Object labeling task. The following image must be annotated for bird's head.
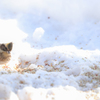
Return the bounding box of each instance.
[0,42,13,54]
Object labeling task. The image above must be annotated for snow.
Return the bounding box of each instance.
[33,27,45,42]
[0,0,100,100]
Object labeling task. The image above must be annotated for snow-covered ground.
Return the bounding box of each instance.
[0,0,100,100]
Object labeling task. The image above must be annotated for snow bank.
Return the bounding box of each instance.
[0,45,99,99]
[17,86,86,100]
[0,84,18,100]
[0,0,100,100]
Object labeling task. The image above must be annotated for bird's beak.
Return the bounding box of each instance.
[6,51,10,54]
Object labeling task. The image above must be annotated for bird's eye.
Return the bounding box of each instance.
[0,44,7,51]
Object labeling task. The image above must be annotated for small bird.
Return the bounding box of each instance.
[0,42,13,65]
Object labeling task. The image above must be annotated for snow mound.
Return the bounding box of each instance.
[33,27,44,42]
[0,84,18,100]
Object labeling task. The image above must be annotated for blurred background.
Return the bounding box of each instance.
[0,0,100,50]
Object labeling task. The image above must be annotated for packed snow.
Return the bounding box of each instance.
[0,0,100,100]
